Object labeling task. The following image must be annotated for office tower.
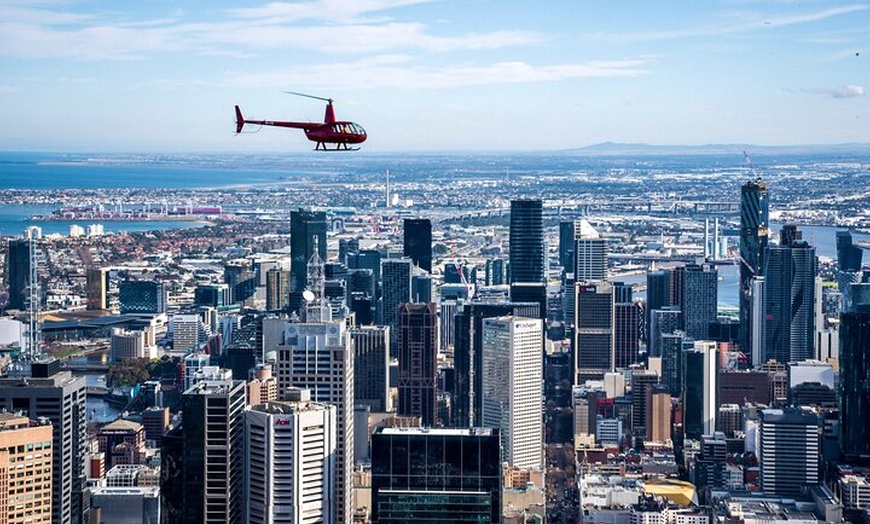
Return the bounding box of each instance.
[559,220,576,273]
[574,219,607,282]
[265,268,291,312]
[381,258,414,353]
[85,267,107,310]
[224,261,257,305]
[119,280,168,315]
[110,328,153,361]
[351,325,390,412]
[646,385,672,443]
[646,271,670,312]
[397,303,438,426]
[348,249,382,288]
[452,301,540,428]
[5,238,30,311]
[485,258,506,286]
[575,282,614,383]
[89,487,160,524]
[682,263,718,340]
[718,370,772,405]
[96,419,145,471]
[739,178,770,355]
[840,308,870,460]
[837,230,864,311]
[613,281,633,304]
[763,226,817,363]
[412,269,432,303]
[614,302,640,369]
[509,199,545,284]
[481,316,543,468]
[172,313,209,352]
[440,300,459,351]
[649,309,681,358]
[403,218,432,272]
[682,341,717,441]
[245,392,337,524]
[247,364,278,405]
[270,319,354,524]
[371,427,502,524]
[758,408,820,496]
[660,331,690,397]
[0,413,53,524]
[179,372,246,524]
[194,283,230,309]
[631,369,659,437]
[0,368,87,524]
[289,209,327,313]
[141,407,169,445]
[509,282,547,321]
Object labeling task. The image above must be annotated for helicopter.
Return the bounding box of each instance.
[234,92,367,151]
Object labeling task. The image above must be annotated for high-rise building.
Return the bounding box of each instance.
[85,267,108,310]
[559,220,575,273]
[837,230,864,312]
[179,371,246,524]
[172,313,209,352]
[397,303,438,426]
[290,209,327,313]
[265,268,291,312]
[739,178,770,355]
[96,419,145,471]
[649,308,681,358]
[371,427,502,524]
[574,220,608,283]
[481,316,543,468]
[5,238,30,311]
[0,413,53,524]
[403,218,432,272]
[509,199,545,284]
[614,302,640,369]
[575,282,614,382]
[660,331,690,397]
[631,369,659,437]
[351,325,390,412]
[119,280,168,315]
[381,258,414,354]
[0,367,87,524]
[245,391,337,524]
[194,283,230,309]
[682,263,718,340]
[270,319,354,524]
[840,308,870,460]
[764,226,817,363]
[224,261,257,306]
[758,408,820,496]
[682,341,717,441]
[452,301,540,428]
[646,385,672,443]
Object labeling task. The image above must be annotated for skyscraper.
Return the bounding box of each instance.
[758,408,820,496]
[85,267,107,311]
[179,371,247,524]
[290,209,327,313]
[682,263,718,340]
[351,325,390,412]
[381,258,414,354]
[682,341,717,441]
[559,220,575,273]
[575,282,614,382]
[839,307,870,460]
[837,230,864,312]
[119,280,168,315]
[764,226,817,363]
[0,413,53,524]
[371,427,502,524]
[481,316,543,469]
[265,268,291,312]
[0,367,87,524]
[509,199,545,284]
[631,369,659,438]
[649,308,681,358]
[574,219,608,283]
[397,302,438,426]
[452,301,540,428]
[403,218,432,272]
[5,238,30,311]
[245,392,337,524]
[739,178,769,355]
[614,302,640,369]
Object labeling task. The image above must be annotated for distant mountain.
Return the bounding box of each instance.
[564,141,870,156]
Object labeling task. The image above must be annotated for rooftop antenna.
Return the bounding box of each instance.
[385,169,391,209]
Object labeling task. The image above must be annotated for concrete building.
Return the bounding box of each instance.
[350,325,390,412]
[0,413,53,524]
[90,487,160,524]
[758,408,820,496]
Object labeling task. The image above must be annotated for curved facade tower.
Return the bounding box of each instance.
[739,179,769,357]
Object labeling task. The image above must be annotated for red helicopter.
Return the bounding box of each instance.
[234,92,366,151]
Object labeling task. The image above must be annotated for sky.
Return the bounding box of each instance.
[0,0,868,152]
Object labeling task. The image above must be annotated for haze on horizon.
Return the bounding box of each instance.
[0,0,868,153]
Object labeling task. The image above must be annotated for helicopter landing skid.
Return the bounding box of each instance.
[315,142,359,152]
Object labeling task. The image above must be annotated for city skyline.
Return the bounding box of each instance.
[1,1,868,152]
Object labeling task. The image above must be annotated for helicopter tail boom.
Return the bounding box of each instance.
[235,105,245,134]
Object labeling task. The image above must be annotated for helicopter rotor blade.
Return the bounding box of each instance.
[283,91,334,104]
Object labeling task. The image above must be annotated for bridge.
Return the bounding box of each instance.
[60,363,109,373]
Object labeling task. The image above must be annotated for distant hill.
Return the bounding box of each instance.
[564,141,870,156]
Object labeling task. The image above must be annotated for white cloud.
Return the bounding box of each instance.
[786,85,866,98]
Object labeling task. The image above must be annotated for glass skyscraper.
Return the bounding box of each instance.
[739,178,769,355]
[289,208,327,313]
[508,199,544,284]
[5,238,31,311]
[839,307,870,460]
[403,218,432,272]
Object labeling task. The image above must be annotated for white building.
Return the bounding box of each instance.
[481,316,543,469]
[245,389,337,524]
[596,416,623,445]
[839,475,870,509]
[110,328,156,361]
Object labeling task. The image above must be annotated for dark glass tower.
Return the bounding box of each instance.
[763,226,817,363]
[119,280,168,314]
[559,220,575,273]
[509,199,544,284]
[403,218,432,272]
[739,179,769,354]
[5,238,30,311]
[839,307,870,460]
[397,302,438,426]
[371,427,502,524]
[837,230,865,312]
[290,209,327,313]
[682,263,719,341]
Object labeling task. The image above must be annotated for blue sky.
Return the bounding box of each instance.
[0,0,868,152]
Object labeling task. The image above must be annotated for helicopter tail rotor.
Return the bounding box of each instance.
[234,105,245,134]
